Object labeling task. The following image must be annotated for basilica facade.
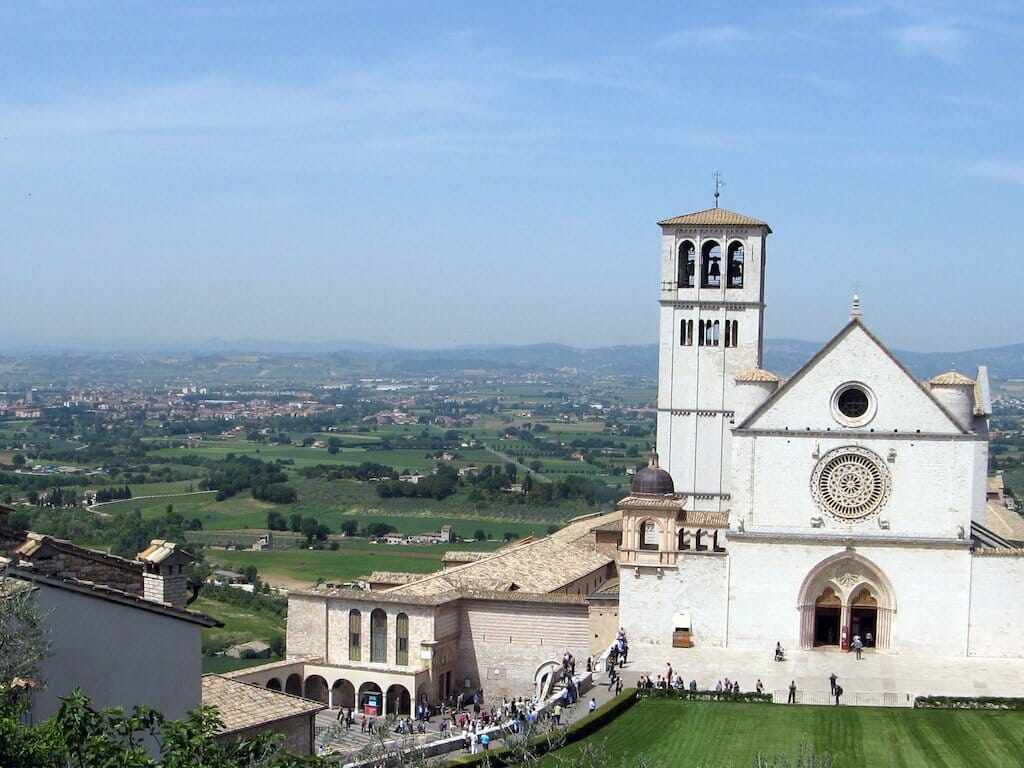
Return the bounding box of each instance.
[619,206,1024,658]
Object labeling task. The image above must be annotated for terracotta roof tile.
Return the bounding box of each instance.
[658,207,770,230]
[202,675,323,735]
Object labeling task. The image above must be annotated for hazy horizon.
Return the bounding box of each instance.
[3,2,1022,354]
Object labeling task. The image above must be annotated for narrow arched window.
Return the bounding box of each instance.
[701,241,722,288]
[712,320,721,347]
[731,320,739,347]
[697,320,705,347]
[688,320,694,346]
[680,319,687,346]
[639,519,661,551]
[370,609,387,663]
[396,613,409,666]
[727,242,745,288]
[724,320,731,348]
[348,609,361,661]
[678,241,695,288]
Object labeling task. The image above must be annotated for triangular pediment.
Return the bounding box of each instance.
[737,320,967,435]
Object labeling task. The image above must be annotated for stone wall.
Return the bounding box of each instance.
[455,598,590,699]
[218,715,315,756]
[968,551,1024,657]
[31,543,143,596]
[286,594,326,659]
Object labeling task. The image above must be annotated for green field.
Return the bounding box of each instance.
[201,656,272,674]
[201,548,444,587]
[545,700,1024,768]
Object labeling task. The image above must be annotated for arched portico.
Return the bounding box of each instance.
[332,678,355,709]
[358,681,383,715]
[304,674,328,704]
[266,677,282,691]
[285,673,302,697]
[386,683,411,716]
[797,552,896,651]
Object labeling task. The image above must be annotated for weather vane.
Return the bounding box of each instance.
[713,170,725,208]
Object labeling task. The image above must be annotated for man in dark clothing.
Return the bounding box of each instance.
[829,672,838,695]
[787,680,797,704]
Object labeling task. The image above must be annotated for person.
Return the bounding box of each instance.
[588,697,597,714]
[829,672,837,695]
[865,631,874,648]
[615,677,623,695]
[853,635,864,660]
[774,642,785,661]
[787,680,797,704]
[480,732,490,751]
[756,679,764,694]
[360,714,368,733]
[835,684,843,706]
[552,702,562,726]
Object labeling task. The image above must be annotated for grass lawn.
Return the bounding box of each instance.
[190,595,285,640]
[545,699,1024,768]
[201,548,442,588]
[201,656,273,674]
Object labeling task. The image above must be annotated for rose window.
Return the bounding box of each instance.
[811,447,891,522]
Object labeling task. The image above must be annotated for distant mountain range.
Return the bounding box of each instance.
[2,338,1023,383]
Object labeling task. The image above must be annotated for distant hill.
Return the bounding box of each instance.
[2,339,1023,385]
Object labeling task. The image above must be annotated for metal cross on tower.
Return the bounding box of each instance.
[713,170,725,208]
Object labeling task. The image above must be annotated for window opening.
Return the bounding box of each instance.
[700,241,722,288]
[727,242,744,288]
[678,241,695,288]
[349,610,361,662]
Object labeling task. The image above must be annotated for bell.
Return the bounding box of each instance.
[708,259,721,278]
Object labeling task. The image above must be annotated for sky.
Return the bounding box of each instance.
[2,1,1022,353]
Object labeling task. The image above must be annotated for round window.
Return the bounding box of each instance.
[811,446,892,523]
[831,383,876,427]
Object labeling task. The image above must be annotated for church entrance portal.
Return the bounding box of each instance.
[798,553,895,651]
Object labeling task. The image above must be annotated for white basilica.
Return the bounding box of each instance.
[618,205,1024,658]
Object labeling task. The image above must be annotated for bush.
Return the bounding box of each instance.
[914,695,1024,710]
[635,688,772,704]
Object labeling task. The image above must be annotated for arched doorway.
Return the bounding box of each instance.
[266,678,282,691]
[304,675,328,704]
[386,684,411,716]
[358,681,383,715]
[850,587,878,647]
[285,673,302,697]
[813,587,841,647]
[331,679,355,709]
[797,552,895,651]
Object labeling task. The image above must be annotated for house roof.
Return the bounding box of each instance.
[1,565,221,627]
[137,539,195,566]
[385,511,619,598]
[658,207,771,231]
[202,675,324,735]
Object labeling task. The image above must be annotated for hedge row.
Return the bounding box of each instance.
[914,695,1024,710]
[444,688,640,767]
[636,688,773,704]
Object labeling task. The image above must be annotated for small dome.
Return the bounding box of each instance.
[631,452,675,495]
[928,371,975,387]
[735,368,780,383]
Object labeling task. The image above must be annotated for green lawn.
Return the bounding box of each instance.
[201,656,273,674]
[190,594,285,639]
[202,548,443,587]
[545,700,1024,768]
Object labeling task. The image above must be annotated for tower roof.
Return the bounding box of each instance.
[928,371,976,386]
[631,452,675,496]
[658,207,771,232]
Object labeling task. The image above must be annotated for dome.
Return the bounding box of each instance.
[631,452,675,496]
[928,371,975,387]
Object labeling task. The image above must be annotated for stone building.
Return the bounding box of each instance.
[232,512,622,713]
[619,204,1024,658]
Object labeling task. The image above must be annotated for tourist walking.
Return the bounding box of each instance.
[834,684,843,705]
[853,635,864,660]
[829,672,837,695]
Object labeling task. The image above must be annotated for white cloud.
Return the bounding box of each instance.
[889,21,967,61]
[653,26,756,48]
[964,161,1024,185]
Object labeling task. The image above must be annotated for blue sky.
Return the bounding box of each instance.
[2,1,1022,352]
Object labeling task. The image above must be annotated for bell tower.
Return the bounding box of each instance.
[655,205,771,513]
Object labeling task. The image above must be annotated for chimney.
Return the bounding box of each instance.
[137,539,195,609]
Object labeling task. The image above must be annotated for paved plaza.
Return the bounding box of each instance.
[628,642,1024,703]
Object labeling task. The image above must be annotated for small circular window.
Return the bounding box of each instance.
[831,383,876,427]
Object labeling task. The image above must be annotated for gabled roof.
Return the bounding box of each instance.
[735,318,969,434]
[202,675,323,735]
[658,207,771,231]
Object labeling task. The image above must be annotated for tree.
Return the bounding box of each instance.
[11,453,26,467]
[530,460,543,473]
[473,529,487,541]
[289,513,302,533]
[340,520,359,537]
[0,583,50,689]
